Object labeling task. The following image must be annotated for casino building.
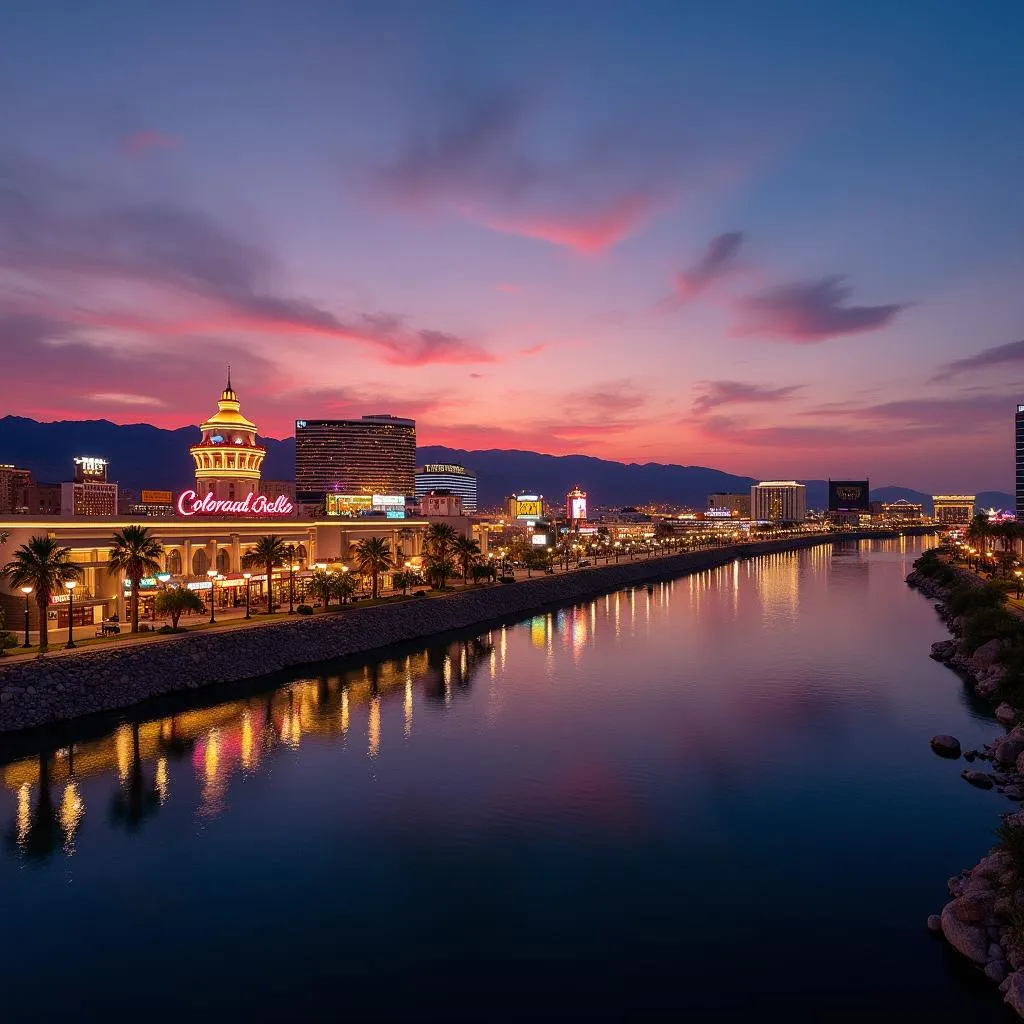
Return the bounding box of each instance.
[415,463,477,512]
[0,381,463,633]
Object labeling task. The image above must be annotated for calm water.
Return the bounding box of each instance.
[0,537,1015,1020]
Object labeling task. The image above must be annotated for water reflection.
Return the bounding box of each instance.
[2,634,496,857]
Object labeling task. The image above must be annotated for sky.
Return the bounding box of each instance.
[1,0,1023,493]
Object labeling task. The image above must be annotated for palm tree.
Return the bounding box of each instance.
[154,587,205,630]
[307,569,336,608]
[424,522,457,560]
[452,536,482,583]
[2,536,81,651]
[967,512,992,552]
[355,537,394,599]
[108,525,165,634]
[242,535,290,611]
[332,572,358,605]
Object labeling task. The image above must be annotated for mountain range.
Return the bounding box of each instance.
[0,416,1012,513]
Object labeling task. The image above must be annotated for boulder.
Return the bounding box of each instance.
[941,902,991,963]
[1007,971,1024,1015]
[962,770,996,789]
[974,638,1006,672]
[994,738,1024,767]
[990,943,1006,962]
[1005,786,1024,801]
[986,960,1010,984]
[927,914,942,933]
[965,749,978,762]
[998,704,1019,726]
[951,892,993,923]
[931,735,962,758]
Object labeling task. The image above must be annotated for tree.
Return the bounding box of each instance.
[452,535,482,583]
[307,569,336,608]
[967,512,992,552]
[2,536,81,652]
[424,522,457,560]
[355,536,394,599]
[424,556,455,590]
[471,563,496,584]
[332,571,358,605]
[108,525,165,634]
[393,570,420,595]
[154,587,205,629]
[242,535,290,611]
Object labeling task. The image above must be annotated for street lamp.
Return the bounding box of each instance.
[64,580,78,649]
[243,572,252,618]
[207,568,218,623]
[1016,569,1023,599]
[288,561,299,614]
[20,585,32,647]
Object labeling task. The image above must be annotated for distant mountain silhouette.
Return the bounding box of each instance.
[0,417,1011,511]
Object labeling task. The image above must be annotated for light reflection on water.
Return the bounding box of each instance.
[0,537,1012,1021]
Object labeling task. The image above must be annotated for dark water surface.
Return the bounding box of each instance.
[0,538,1015,1020]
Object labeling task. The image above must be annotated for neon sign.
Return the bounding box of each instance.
[176,490,295,517]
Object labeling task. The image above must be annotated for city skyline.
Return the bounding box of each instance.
[2,1,1023,492]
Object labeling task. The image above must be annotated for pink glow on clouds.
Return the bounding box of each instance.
[123,130,180,156]
[470,193,656,253]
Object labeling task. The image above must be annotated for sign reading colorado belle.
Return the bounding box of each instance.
[177,489,295,517]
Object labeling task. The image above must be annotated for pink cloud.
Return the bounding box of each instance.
[471,193,654,253]
[123,131,180,156]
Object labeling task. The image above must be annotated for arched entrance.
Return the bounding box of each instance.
[216,548,230,573]
[166,549,182,576]
[191,549,209,576]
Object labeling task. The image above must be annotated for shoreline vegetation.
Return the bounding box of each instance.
[908,546,1024,1015]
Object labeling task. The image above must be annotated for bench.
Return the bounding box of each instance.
[96,622,121,636]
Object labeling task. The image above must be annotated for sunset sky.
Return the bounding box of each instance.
[2,0,1023,492]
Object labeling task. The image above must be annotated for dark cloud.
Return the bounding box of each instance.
[734,275,904,342]
[932,339,1024,381]
[670,232,744,304]
[691,379,803,414]
[0,153,491,366]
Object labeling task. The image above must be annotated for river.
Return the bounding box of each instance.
[0,537,1015,1020]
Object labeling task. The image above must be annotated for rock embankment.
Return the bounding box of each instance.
[0,534,846,734]
[910,554,1024,1016]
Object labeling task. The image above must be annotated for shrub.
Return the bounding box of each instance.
[499,575,517,584]
[296,604,313,615]
[946,582,1006,617]
[0,631,18,656]
[138,624,152,632]
[156,625,176,634]
[413,590,427,598]
[962,606,1024,654]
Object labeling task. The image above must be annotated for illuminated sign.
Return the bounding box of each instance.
[176,490,295,517]
[123,577,159,589]
[422,464,467,474]
[515,498,543,520]
[531,534,548,546]
[568,496,587,520]
[385,509,405,519]
[326,494,372,516]
[705,507,734,518]
[186,581,213,591]
[74,456,107,479]
[372,495,405,508]
[828,480,870,513]
[141,489,174,505]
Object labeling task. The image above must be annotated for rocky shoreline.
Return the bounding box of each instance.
[908,556,1024,1014]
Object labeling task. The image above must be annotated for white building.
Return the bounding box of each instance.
[415,464,477,512]
[750,481,807,523]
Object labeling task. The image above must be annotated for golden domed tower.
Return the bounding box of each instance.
[190,371,265,501]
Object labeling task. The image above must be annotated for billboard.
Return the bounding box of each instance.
[530,533,548,546]
[326,494,372,516]
[515,495,543,520]
[828,480,870,512]
[567,488,587,521]
[177,490,295,517]
[141,489,174,505]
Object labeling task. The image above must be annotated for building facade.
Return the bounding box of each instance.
[296,415,417,507]
[190,374,266,502]
[750,481,807,523]
[1017,404,1024,522]
[419,490,463,517]
[0,465,32,514]
[707,492,752,518]
[932,494,975,526]
[415,463,477,512]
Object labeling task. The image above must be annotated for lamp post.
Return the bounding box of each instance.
[207,568,218,623]
[1016,570,1022,599]
[288,562,297,614]
[243,572,252,619]
[20,585,32,647]
[64,580,78,649]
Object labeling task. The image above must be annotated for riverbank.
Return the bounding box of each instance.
[0,530,912,735]
[908,550,1024,1015]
